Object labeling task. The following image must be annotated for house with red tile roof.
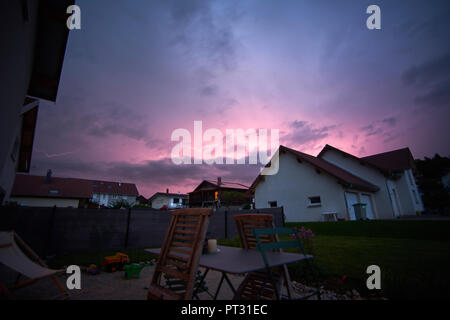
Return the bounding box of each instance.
[250,145,424,222]
[189,177,251,208]
[148,189,188,209]
[10,171,139,208]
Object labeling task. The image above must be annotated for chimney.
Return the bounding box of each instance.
[45,169,52,184]
[217,177,222,186]
[166,188,169,194]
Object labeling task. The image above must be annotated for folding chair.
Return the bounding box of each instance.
[252,227,321,300]
[0,231,68,300]
[147,208,212,300]
[233,214,294,300]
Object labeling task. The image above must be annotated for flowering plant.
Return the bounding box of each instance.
[291,227,315,254]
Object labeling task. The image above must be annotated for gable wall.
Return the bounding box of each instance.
[254,152,348,222]
[321,149,402,219]
[395,169,424,215]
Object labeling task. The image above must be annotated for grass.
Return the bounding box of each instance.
[286,220,450,241]
[48,220,450,300]
[284,221,450,299]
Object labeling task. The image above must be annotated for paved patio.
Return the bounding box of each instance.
[6,264,368,300]
[7,265,246,300]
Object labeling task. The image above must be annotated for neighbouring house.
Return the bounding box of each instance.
[148,189,188,209]
[136,195,150,205]
[0,0,73,204]
[10,171,139,208]
[188,177,251,209]
[251,145,424,222]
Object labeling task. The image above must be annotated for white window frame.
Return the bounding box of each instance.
[308,196,321,207]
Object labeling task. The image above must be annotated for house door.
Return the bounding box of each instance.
[345,192,359,221]
[360,194,374,219]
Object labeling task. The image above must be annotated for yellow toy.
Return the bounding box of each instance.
[100,252,130,272]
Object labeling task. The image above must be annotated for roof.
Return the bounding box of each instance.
[190,180,249,193]
[11,174,139,199]
[148,192,188,202]
[27,0,74,102]
[318,144,415,173]
[204,180,249,190]
[250,145,379,193]
[361,148,415,172]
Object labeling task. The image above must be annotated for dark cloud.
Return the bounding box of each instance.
[32,155,260,197]
[382,117,397,127]
[200,84,219,96]
[282,121,337,147]
[359,117,399,141]
[402,53,450,108]
[413,78,450,108]
[167,0,242,72]
[86,102,149,140]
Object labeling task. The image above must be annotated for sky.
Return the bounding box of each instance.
[31,0,450,197]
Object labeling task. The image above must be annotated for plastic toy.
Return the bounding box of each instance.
[124,263,148,279]
[87,264,100,275]
[100,252,130,272]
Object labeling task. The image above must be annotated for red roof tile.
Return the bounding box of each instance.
[281,146,379,192]
[204,180,249,190]
[361,148,415,172]
[11,174,138,199]
[318,144,415,173]
[148,192,188,202]
[250,146,379,192]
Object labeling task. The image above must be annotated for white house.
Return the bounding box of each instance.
[149,190,188,209]
[251,145,424,222]
[0,1,73,204]
[10,171,139,208]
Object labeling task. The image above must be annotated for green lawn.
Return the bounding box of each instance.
[219,220,450,299]
[286,221,450,299]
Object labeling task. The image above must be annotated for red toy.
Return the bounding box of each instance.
[100,252,130,272]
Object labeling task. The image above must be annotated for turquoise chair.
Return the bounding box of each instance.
[252,227,321,300]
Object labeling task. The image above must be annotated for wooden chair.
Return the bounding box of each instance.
[0,231,68,300]
[233,214,294,300]
[147,208,212,300]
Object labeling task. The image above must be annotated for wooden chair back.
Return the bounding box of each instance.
[148,208,212,300]
[233,214,277,249]
[233,214,294,300]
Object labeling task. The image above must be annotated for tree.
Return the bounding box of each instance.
[415,154,450,214]
[109,199,132,209]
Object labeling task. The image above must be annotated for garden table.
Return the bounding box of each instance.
[146,245,312,299]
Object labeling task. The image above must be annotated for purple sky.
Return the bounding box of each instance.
[31,0,450,197]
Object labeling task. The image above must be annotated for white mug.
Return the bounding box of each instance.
[207,239,217,253]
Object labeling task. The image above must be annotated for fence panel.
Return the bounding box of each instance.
[0,206,284,257]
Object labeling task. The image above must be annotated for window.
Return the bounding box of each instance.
[49,190,59,195]
[268,201,277,208]
[308,196,321,207]
[173,198,180,204]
